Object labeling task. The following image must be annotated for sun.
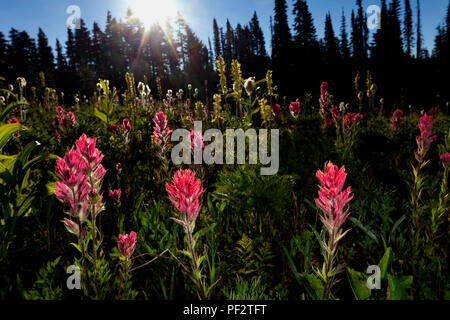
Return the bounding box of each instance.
[128,0,177,28]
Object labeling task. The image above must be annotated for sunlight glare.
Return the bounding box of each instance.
[128,0,177,28]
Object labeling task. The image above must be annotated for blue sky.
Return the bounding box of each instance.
[0,0,448,55]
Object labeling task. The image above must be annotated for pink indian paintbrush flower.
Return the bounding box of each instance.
[55,134,106,233]
[289,102,301,119]
[315,162,354,234]
[324,116,333,127]
[7,118,19,124]
[331,106,341,127]
[109,123,118,133]
[343,113,363,132]
[189,129,205,151]
[391,109,404,131]
[54,106,77,128]
[429,106,442,117]
[166,169,205,224]
[121,119,132,143]
[271,104,281,119]
[288,124,295,132]
[152,112,173,156]
[118,231,137,259]
[415,114,437,162]
[440,153,450,169]
[109,189,122,204]
[62,218,80,236]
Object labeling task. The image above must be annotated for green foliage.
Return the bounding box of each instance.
[234,234,274,277]
[22,257,63,300]
[222,276,266,300]
[214,165,294,236]
[346,247,413,301]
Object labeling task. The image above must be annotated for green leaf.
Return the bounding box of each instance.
[23,154,57,173]
[347,267,371,300]
[280,244,303,288]
[0,123,27,150]
[378,247,394,281]
[17,194,35,217]
[387,274,411,300]
[0,101,28,122]
[300,272,325,300]
[390,215,406,236]
[0,89,17,101]
[94,108,107,123]
[397,275,413,288]
[207,193,215,215]
[194,223,216,240]
[349,217,379,244]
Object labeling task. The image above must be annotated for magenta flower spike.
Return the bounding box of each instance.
[440,153,450,169]
[109,189,122,204]
[315,162,353,234]
[118,231,137,259]
[391,109,404,131]
[165,169,205,224]
[415,114,437,162]
[289,102,301,119]
[54,134,106,234]
[152,112,173,156]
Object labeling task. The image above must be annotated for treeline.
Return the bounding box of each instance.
[0,0,449,107]
[0,10,217,101]
[263,0,450,107]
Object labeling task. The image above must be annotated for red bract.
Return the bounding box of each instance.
[62,218,80,236]
[54,149,90,221]
[54,106,77,128]
[166,169,205,223]
[429,106,442,116]
[415,114,437,162]
[109,123,118,133]
[289,102,301,119]
[109,189,122,204]
[152,112,173,156]
[75,134,105,171]
[315,162,353,233]
[320,82,328,96]
[7,118,19,124]
[118,231,137,259]
[343,113,363,132]
[331,106,341,126]
[121,119,132,143]
[440,153,450,169]
[189,129,205,151]
[55,134,106,232]
[391,109,404,131]
[271,104,281,119]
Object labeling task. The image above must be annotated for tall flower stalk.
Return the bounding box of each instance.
[166,169,212,299]
[54,134,106,292]
[117,231,137,299]
[152,112,173,159]
[411,114,436,232]
[314,162,353,300]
